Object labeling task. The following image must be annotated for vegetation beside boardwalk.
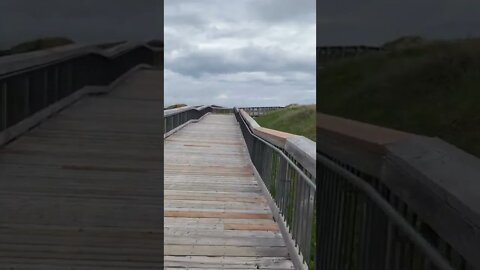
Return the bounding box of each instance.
[255,104,316,141]
[318,37,480,157]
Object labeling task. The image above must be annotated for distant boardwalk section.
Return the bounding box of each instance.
[317,46,382,65]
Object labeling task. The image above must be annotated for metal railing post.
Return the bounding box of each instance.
[24,75,30,118]
[43,69,48,109]
[53,65,59,103]
[1,82,6,131]
[67,62,73,95]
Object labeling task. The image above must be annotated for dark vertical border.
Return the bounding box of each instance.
[316,0,320,269]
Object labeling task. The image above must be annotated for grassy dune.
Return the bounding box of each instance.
[318,38,480,157]
[255,105,316,141]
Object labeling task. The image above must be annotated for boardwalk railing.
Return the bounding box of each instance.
[317,46,382,65]
[240,106,284,117]
[195,106,283,116]
[235,108,316,269]
[211,107,233,114]
[164,105,212,137]
[317,113,480,270]
[0,41,162,145]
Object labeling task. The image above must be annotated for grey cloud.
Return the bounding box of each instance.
[164,0,315,107]
[164,70,315,107]
[250,0,315,22]
[165,0,251,22]
[167,46,315,77]
[164,13,207,27]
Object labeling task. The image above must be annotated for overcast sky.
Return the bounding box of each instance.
[164,0,316,107]
[318,0,480,46]
[0,0,163,49]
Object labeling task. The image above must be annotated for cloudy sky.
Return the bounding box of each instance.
[164,0,316,107]
[318,0,480,46]
[0,0,163,49]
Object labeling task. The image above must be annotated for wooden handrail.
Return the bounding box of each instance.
[317,112,480,269]
[0,41,162,78]
[237,108,315,177]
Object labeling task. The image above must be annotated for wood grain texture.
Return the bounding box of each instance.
[224,223,280,232]
[0,69,163,268]
[164,114,293,268]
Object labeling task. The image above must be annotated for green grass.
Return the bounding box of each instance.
[265,153,316,268]
[318,38,480,158]
[255,105,316,141]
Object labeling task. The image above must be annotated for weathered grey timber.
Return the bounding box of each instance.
[0,41,162,146]
[239,106,284,117]
[235,109,316,269]
[0,68,164,269]
[164,105,212,138]
[0,41,160,76]
[240,109,315,177]
[317,112,480,270]
[164,114,294,269]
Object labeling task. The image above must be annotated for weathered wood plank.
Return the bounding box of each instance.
[164,228,283,238]
[0,69,163,268]
[164,245,289,257]
[164,236,285,247]
[164,194,266,203]
[165,210,272,219]
[164,114,292,268]
[224,223,280,232]
[164,256,294,269]
[164,201,269,211]
[164,217,275,224]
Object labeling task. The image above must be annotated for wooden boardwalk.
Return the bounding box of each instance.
[164,114,294,269]
[0,69,164,269]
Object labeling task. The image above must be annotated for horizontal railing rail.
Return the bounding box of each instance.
[0,42,162,142]
[238,109,315,178]
[199,106,283,116]
[316,112,480,270]
[240,106,284,117]
[212,107,233,114]
[164,105,212,137]
[0,42,162,78]
[235,108,316,269]
[317,46,382,65]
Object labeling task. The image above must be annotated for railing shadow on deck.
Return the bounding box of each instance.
[0,41,162,146]
[316,112,480,270]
